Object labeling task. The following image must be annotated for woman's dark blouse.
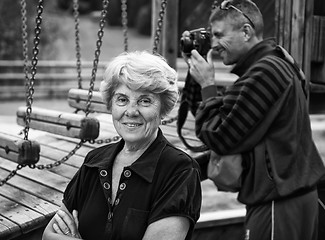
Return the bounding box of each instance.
[63,129,202,240]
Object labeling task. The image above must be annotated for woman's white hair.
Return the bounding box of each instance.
[100,51,179,118]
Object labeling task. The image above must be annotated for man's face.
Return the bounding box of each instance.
[210,19,247,65]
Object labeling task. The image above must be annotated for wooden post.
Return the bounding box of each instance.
[275,0,313,99]
[161,0,179,69]
[151,0,179,69]
[151,0,161,54]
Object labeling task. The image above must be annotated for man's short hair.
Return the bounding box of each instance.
[209,0,264,36]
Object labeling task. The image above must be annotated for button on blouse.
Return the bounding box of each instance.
[100,170,108,177]
[124,169,131,178]
[103,182,110,190]
[119,182,126,190]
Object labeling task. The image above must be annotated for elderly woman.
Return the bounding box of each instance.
[42,51,202,240]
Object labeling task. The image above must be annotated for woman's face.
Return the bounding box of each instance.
[111,83,162,148]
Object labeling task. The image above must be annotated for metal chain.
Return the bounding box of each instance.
[93,135,121,144]
[0,164,26,186]
[121,0,128,52]
[152,0,167,54]
[23,0,44,140]
[0,140,84,186]
[0,114,177,186]
[91,115,177,144]
[73,0,83,89]
[161,115,177,125]
[0,0,114,187]
[85,0,110,116]
[32,140,84,170]
[20,0,30,106]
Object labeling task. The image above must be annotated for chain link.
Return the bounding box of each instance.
[34,140,84,170]
[85,0,110,116]
[73,0,83,89]
[20,0,30,106]
[22,0,44,141]
[152,0,167,54]
[90,116,177,145]
[0,164,26,186]
[93,135,121,144]
[121,0,128,52]
[0,140,85,186]
[161,116,177,125]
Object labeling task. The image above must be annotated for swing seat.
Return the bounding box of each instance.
[16,106,100,141]
[68,88,110,113]
[0,132,40,164]
[67,81,185,113]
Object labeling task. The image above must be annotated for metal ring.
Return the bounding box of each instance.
[64,230,70,235]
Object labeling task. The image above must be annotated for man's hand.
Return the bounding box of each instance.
[189,49,215,88]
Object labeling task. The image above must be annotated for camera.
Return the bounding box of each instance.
[180,28,211,57]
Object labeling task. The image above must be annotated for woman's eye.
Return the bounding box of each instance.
[138,98,151,106]
[115,97,128,106]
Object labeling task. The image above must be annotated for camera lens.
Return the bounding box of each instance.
[180,37,194,55]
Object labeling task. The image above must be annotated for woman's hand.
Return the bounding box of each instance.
[52,209,82,238]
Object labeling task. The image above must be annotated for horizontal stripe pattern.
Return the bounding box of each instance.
[196,56,292,154]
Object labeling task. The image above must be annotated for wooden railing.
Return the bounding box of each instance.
[0,59,235,100]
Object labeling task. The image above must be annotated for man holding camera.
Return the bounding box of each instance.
[182,0,325,239]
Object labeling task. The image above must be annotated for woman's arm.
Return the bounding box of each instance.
[42,204,82,240]
[142,216,190,240]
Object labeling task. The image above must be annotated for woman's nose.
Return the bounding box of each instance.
[125,103,139,117]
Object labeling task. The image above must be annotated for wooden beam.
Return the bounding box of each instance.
[67,83,186,113]
[303,0,314,88]
[275,0,313,100]
[161,0,179,69]
[68,89,109,113]
[151,0,180,69]
[0,132,40,164]
[151,0,163,54]
[16,106,100,141]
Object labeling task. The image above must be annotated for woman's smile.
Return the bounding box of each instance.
[112,84,162,149]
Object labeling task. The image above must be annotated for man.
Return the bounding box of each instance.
[183,0,325,239]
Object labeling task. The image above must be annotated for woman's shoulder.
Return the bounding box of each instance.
[160,140,200,170]
[83,142,119,166]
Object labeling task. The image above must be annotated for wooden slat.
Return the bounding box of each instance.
[0,158,70,193]
[291,0,305,67]
[0,215,21,240]
[0,184,58,216]
[0,168,63,206]
[16,106,100,140]
[0,195,46,235]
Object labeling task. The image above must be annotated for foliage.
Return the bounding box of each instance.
[0,0,68,60]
